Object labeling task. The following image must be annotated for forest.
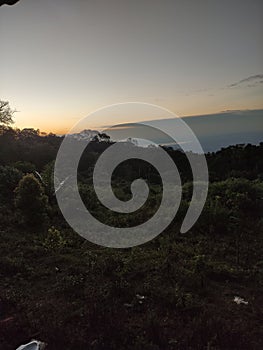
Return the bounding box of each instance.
[0,101,262,349]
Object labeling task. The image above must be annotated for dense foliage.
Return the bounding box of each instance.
[0,124,262,350]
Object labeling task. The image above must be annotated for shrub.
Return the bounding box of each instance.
[14,174,49,226]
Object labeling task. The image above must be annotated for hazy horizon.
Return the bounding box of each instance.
[14,108,260,153]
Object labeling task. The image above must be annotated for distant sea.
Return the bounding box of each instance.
[182,109,263,152]
[66,109,263,153]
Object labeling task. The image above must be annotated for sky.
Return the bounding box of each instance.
[0,0,262,134]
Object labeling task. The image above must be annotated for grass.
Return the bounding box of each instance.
[0,225,262,350]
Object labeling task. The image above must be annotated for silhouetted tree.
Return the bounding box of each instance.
[14,174,49,226]
[98,133,111,142]
[0,1,20,6]
[0,100,15,125]
[0,165,22,203]
[12,161,36,174]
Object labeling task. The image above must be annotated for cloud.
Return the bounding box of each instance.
[228,74,263,88]
[0,0,20,6]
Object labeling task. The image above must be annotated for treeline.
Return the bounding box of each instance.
[0,127,61,169]
[1,125,263,181]
[1,124,263,244]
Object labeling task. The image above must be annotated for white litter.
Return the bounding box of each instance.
[136,294,145,300]
[16,340,46,350]
[233,296,248,305]
[124,303,133,308]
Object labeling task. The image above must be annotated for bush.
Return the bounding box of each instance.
[14,174,49,226]
[43,226,67,251]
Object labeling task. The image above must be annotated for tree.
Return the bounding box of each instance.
[0,100,15,125]
[0,1,20,6]
[12,161,36,174]
[0,165,23,203]
[14,174,49,226]
[98,132,111,142]
[19,128,40,139]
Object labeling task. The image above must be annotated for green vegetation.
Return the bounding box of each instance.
[0,111,262,349]
[14,174,49,226]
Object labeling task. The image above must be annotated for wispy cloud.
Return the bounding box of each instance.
[228,74,263,88]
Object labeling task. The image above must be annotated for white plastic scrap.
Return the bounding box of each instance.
[233,296,248,305]
[124,303,133,308]
[16,340,46,350]
[136,294,146,304]
[136,294,145,300]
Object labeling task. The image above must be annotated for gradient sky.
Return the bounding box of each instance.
[0,0,262,133]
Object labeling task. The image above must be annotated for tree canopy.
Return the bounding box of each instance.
[0,100,15,125]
